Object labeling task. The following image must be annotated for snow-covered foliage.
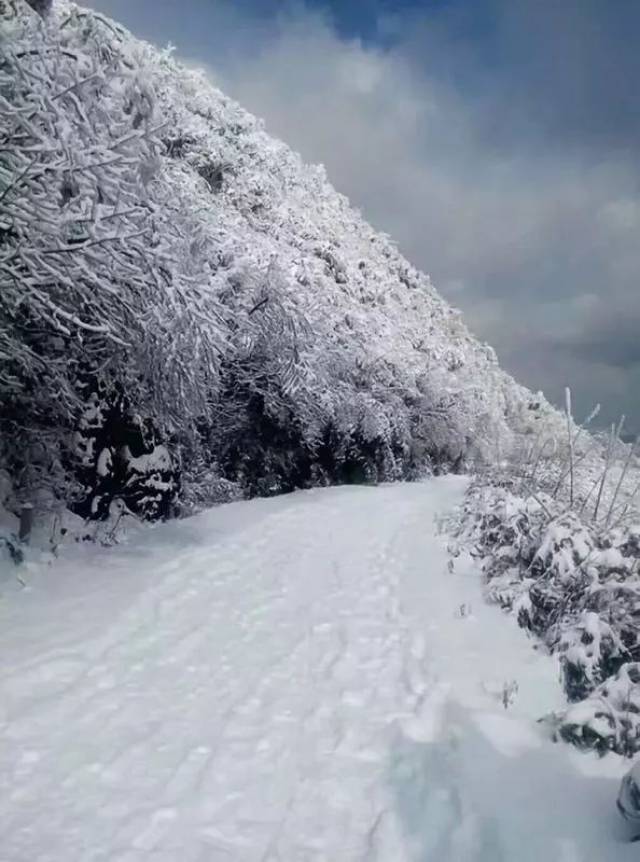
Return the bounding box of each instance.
[559,662,640,756]
[1,0,548,529]
[0,470,23,564]
[1,1,222,519]
[460,478,640,756]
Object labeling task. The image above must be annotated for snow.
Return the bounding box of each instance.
[0,477,636,860]
[4,1,569,521]
[96,448,113,478]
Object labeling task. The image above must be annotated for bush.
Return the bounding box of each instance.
[556,663,640,757]
[460,479,640,755]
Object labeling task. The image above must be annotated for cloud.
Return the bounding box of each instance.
[88,0,640,430]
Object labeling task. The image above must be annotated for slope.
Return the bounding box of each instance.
[0,478,634,861]
[0,1,559,520]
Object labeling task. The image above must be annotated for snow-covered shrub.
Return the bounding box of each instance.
[0,471,22,565]
[459,482,549,611]
[459,474,640,756]
[71,378,179,520]
[528,521,640,707]
[177,459,243,516]
[558,612,626,702]
[555,663,640,756]
[1,3,222,516]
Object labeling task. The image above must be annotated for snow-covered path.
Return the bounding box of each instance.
[0,478,635,861]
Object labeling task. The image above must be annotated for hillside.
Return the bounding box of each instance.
[0,0,553,524]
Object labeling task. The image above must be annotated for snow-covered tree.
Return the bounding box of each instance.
[1,0,545,520]
[1,3,223,514]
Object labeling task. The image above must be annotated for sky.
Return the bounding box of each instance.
[87,0,640,434]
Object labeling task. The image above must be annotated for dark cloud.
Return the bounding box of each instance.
[490,0,640,149]
[561,307,640,370]
[87,0,640,431]
[392,0,640,151]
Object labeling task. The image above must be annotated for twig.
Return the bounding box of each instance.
[565,388,575,506]
[605,436,639,529]
[593,422,617,523]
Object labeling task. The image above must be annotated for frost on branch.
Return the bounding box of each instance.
[460,480,640,755]
[1,2,542,523]
[556,663,640,756]
[0,5,221,516]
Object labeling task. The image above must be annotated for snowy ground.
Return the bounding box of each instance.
[0,477,636,861]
